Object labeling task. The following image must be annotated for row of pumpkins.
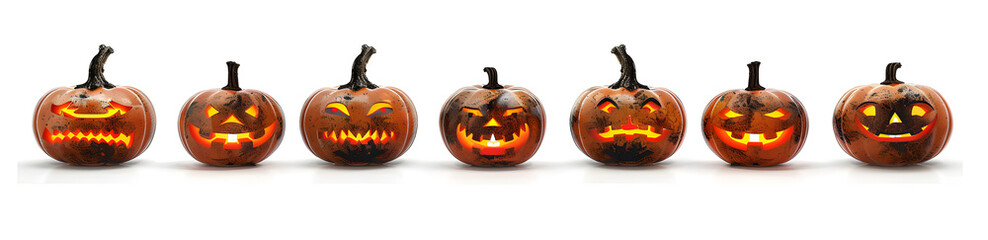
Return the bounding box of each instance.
[33,45,952,167]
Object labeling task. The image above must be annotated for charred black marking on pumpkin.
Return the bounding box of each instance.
[76,45,117,90]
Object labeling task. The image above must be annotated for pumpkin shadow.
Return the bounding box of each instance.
[582,160,676,184]
[845,159,948,184]
[19,159,143,184]
[307,159,405,184]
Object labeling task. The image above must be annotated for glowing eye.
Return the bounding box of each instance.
[912,105,927,117]
[642,101,660,114]
[325,103,350,117]
[860,105,876,117]
[462,107,483,117]
[245,105,258,117]
[368,102,394,117]
[206,105,218,118]
[503,107,524,116]
[597,101,616,113]
[764,108,789,119]
[720,109,742,119]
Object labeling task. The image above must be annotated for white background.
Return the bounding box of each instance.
[3,0,984,239]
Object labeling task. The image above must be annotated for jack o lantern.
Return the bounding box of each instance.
[570,45,686,166]
[300,45,418,166]
[833,62,952,166]
[701,61,808,166]
[33,45,156,166]
[178,61,285,166]
[440,67,545,167]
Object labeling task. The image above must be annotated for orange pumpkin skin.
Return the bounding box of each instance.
[701,62,808,166]
[440,68,545,167]
[33,45,156,166]
[833,63,952,166]
[570,45,686,166]
[178,62,285,166]
[300,45,418,166]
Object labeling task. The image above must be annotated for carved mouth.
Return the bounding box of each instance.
[590,119,670,142]
[713,126,793,150]
[856,119,935,142]
[320,129,396,145]
[42,128,134,148]
[189,123,276,149]
[456,123,530,156]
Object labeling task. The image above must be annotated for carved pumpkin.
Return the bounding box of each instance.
[178,61,285,166]
[33,45,156,166]
[300,45,418,166]
[701,61,808,166]
[440,67,545,167]
[570,45,686,166]
[833,62,952,166]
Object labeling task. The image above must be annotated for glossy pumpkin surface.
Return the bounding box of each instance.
[300,45,417,166]
[570,45,686,166]
[833,62,952,166]
[178,61,285,166]
[440,67,545,167]
[33,45,156,166]
[701,61,808,166]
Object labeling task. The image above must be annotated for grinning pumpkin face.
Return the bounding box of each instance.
[570,45,686,166]
[178,61,285,166]
[301,45,417,166]
[833,62,952,166]
[701,61,808,166]
[440,67,545,167]
[33,45,156,166]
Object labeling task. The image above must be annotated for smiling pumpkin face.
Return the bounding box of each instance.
[701,62,808,166]
[833,63,952,166]
[440,68,545,167]
[178,62,285,166]
[570,45,686,166]
[301,45,417,166]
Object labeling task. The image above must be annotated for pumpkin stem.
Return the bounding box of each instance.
[881,62,904,85]
[222,61,242,91]
[607,44,649,91]
[745,61,765,91]
[482,67,503,89]
[76,44,117,90]
[339,44,380,91]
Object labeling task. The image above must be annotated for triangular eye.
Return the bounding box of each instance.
[859,105,876,116]
[911,103,932,117]
[720,108,742,119]
[245,105,258,117]
[597,99,617,113]
[764,108,789,120]
[206,105,218,118]
[642,99,660,113]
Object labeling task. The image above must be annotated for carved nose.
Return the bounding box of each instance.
[484,118,501,127]
[221,114,244,126]
[889,113,902,124]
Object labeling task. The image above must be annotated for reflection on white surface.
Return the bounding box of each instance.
[445,161,540,185]
[16,158,963,185]
[581,160,676,184]
[19,160,144,184]
[308,160,405,184]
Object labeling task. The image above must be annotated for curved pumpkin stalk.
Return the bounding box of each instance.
[76,44,117,90]
[607,44,649,91]
[339,44,380,91]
